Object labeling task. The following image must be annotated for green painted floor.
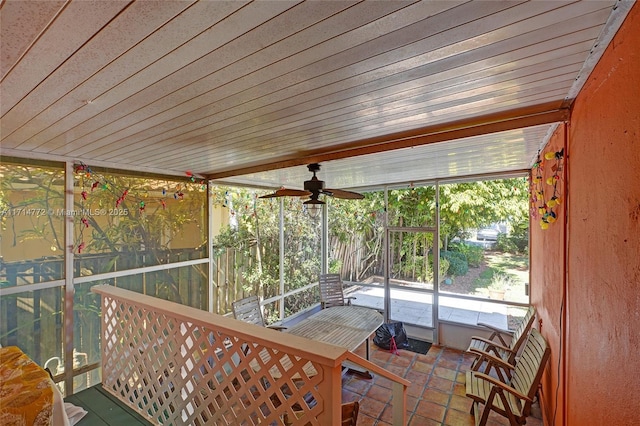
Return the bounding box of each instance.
[65,385,152,425]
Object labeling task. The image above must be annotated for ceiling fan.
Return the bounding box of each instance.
[259,163,364,207]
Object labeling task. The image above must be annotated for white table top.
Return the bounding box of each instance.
[285,306,383,352]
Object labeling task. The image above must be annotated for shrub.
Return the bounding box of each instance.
[496,222,529,254]
[488,272,514,291]
[437,257,450,281]
[449,242,483,267]
[440,250,468,276]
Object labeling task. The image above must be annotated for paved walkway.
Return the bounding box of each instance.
[347,286,511,330]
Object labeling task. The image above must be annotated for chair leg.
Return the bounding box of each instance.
[478,403,492,426]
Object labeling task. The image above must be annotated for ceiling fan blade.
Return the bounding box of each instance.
[276,188,312,197]
[259,188,311,199]
[259,193,281,199]
[324,188,365,199]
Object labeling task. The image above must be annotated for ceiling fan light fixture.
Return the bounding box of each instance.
[303,198,324,218]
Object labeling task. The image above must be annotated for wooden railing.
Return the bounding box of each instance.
[92,285,409,425]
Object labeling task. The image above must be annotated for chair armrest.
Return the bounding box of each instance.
[345,296,356,306]
[469,349,514,372]
[476,322,513,346]
[469,336,514,355]
[470,371,532,402]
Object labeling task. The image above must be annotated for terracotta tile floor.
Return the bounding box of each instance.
[345,342,544,426]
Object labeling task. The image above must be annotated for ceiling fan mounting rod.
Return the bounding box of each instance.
[307,163,321,174]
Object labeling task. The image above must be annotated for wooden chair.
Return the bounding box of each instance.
[319,274,356,309]
[466,328,551,426]
[232,295,286,331]
[340,400,360,426]
[283,400,359,425]
[232,296,318,385]
[466,305,536,373]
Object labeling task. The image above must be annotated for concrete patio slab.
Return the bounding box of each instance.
[348,286,509,330]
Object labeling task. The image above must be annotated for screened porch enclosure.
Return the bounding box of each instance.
[0,160,529,397]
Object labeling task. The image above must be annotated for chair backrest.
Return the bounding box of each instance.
[510,328,551,416]
[319,274,345,308]
[232,295,265,327]
[509,305,537,354]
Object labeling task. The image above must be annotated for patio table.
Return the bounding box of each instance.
[285,306,383,361]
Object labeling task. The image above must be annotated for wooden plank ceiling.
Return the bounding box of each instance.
[0,0,632,191]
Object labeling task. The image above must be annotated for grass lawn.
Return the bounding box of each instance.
[470,251,529,303]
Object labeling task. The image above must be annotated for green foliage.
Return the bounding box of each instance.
[211,187,322,305]
[449,242,483,267]
[440,250,468,276]
[439,177,529,243]
[328,258,343,274]
[496,221,529,254]
[487,272,515,291]
[473,266,500,291]
[437,256,450,281]
[474,266,519,292]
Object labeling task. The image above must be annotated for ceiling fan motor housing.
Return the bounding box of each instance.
[304,163,325,195]
[304,176,325,192]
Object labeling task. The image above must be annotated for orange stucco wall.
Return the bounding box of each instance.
[530,123,567,424]
[531,3,640,425]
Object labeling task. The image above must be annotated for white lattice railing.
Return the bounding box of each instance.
[92,285,409,425]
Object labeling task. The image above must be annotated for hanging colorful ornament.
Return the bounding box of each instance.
[81,217,89,228]
[91,181,100,191]
[139,201,145,212]
[161,200,166,209]
[531,148,564,230]
[544,149,564,161]
[81,190,88,200]
[547,211,557,223]
[77,242,86,253]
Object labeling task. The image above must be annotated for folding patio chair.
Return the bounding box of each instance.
[466,328,551,426]
[466,305,536,373]
[319,274,356,309]
[232,295,286,331]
